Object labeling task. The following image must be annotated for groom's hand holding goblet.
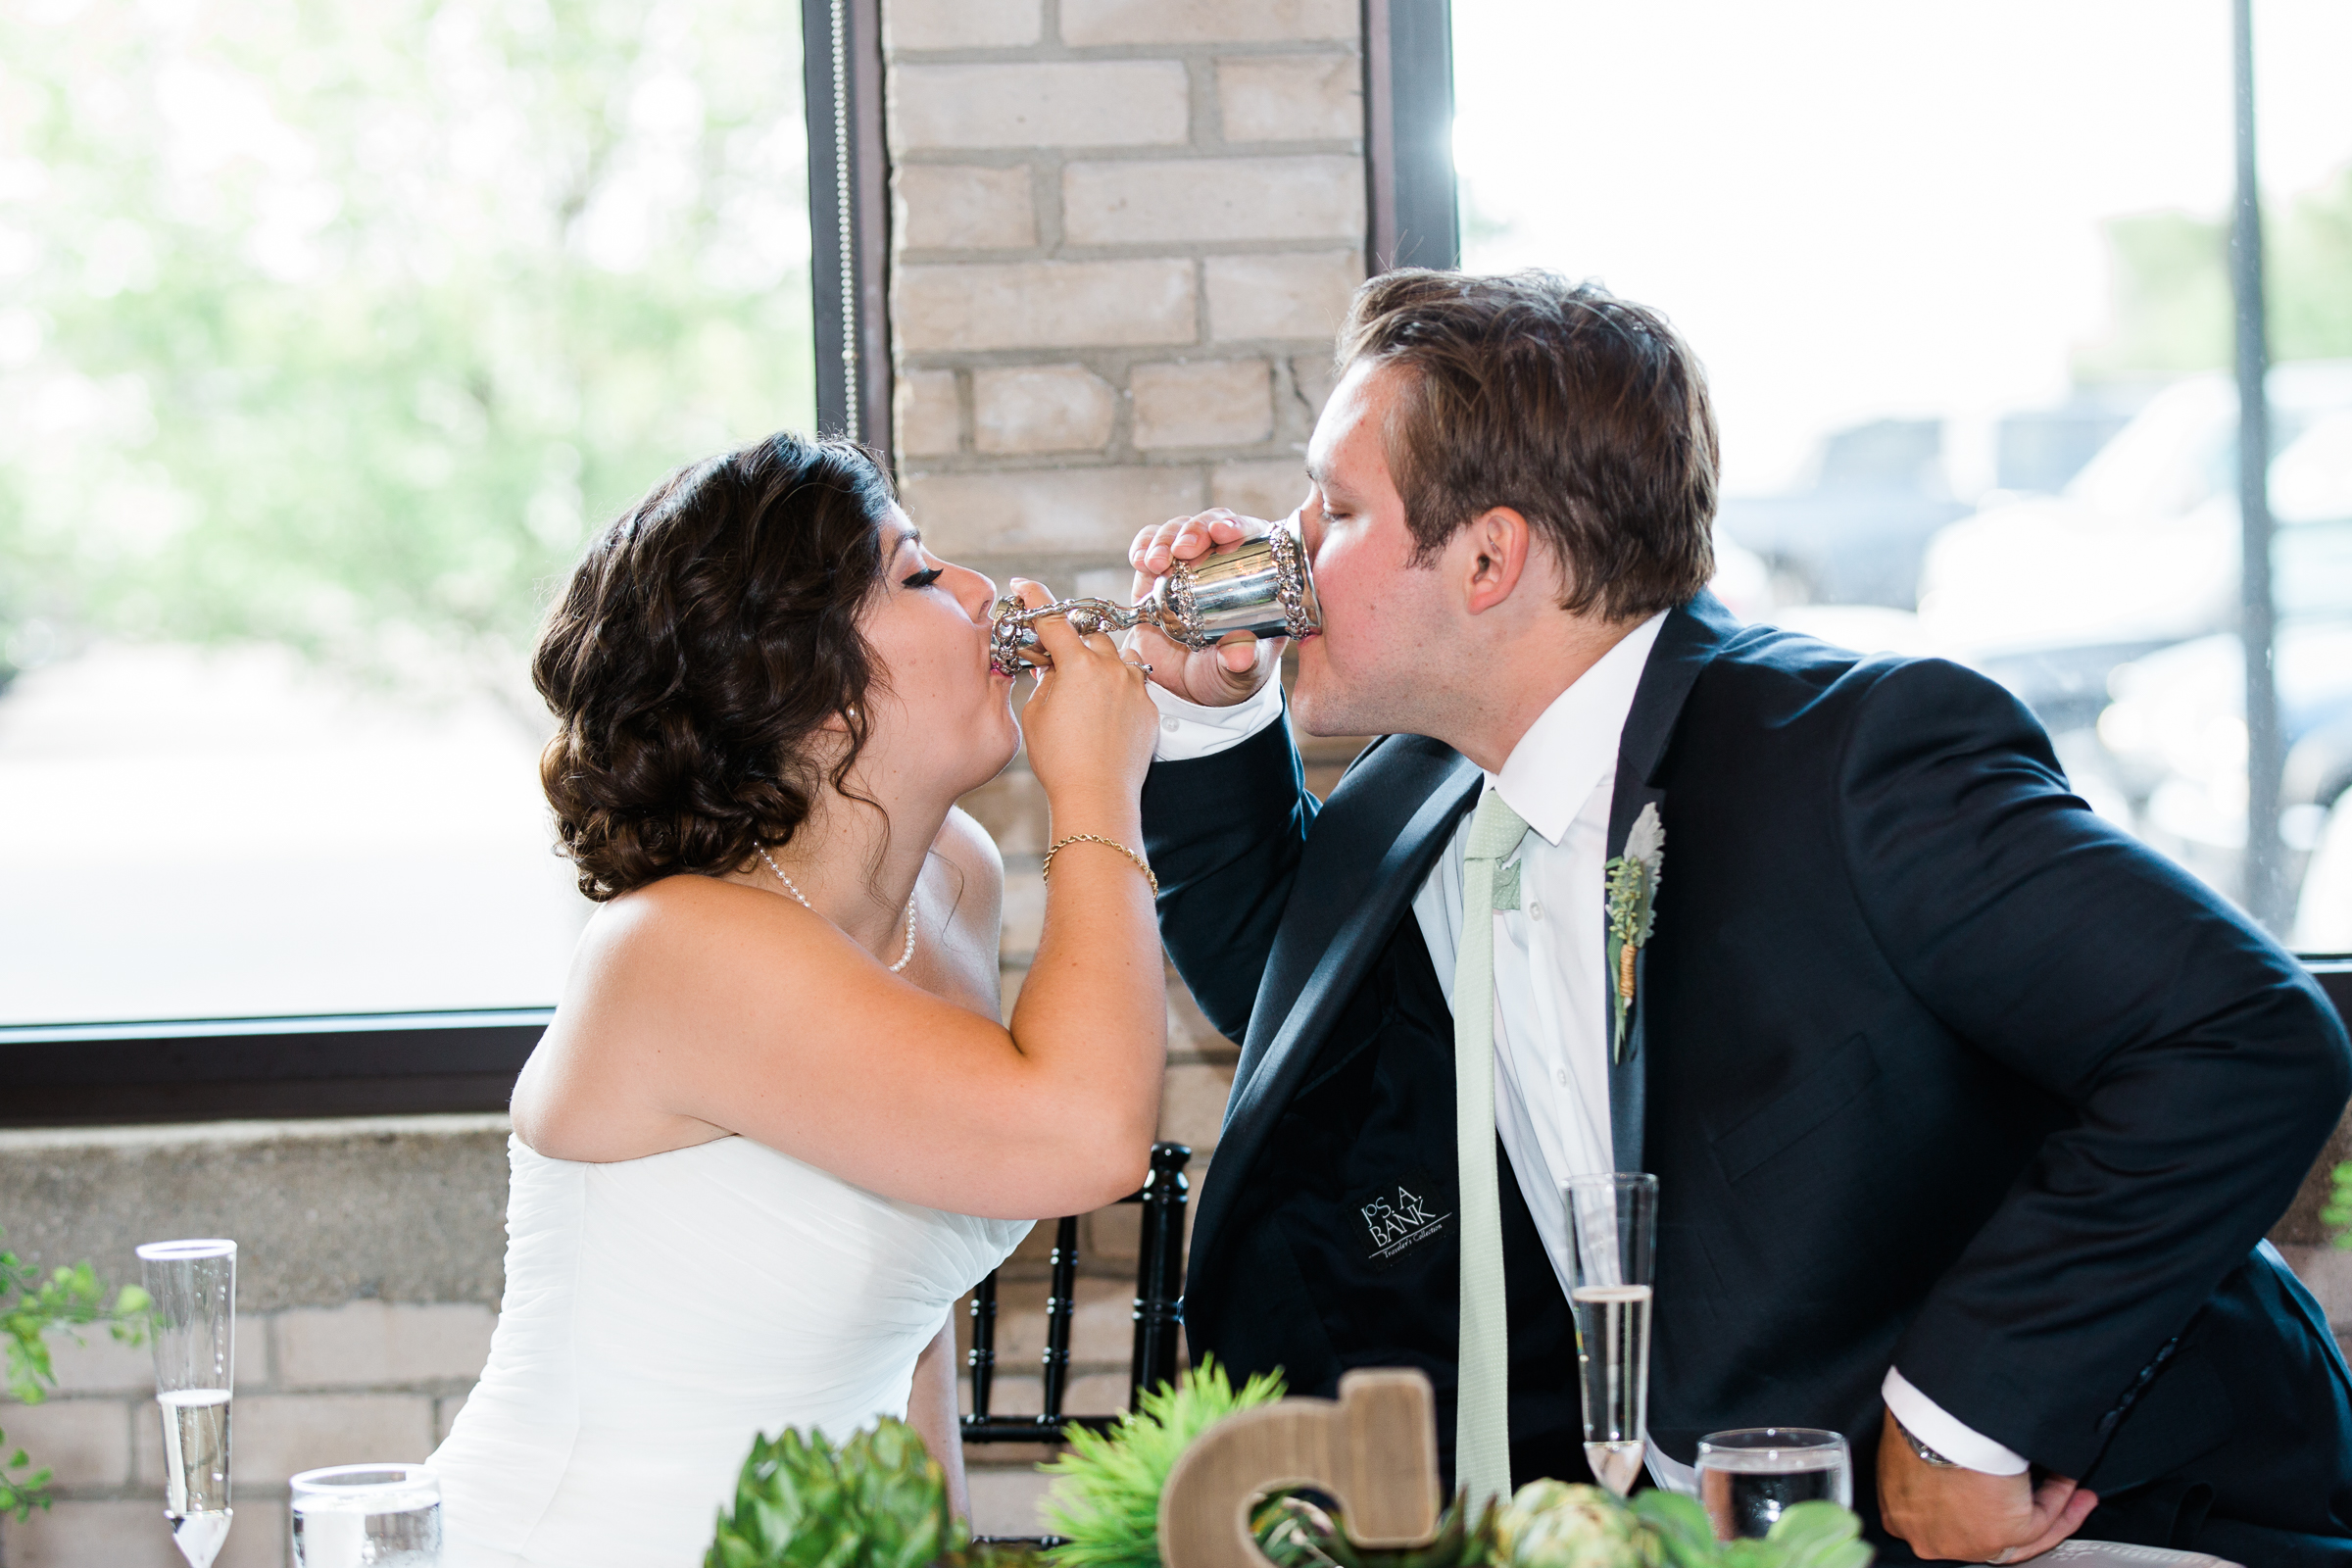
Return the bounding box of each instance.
[1125,507,1294,704]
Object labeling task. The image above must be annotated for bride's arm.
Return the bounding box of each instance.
[538,610,1167,1219]
[908,1320,970,1521]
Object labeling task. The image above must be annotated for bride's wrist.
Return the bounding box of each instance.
[1040,829,1157,898]
[1041,783,1140,834]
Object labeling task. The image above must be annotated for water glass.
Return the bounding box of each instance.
[1696,1428,1852,1540]
[291,1463,443,1567]
[138,1239,237,1568]
[1563,1172,1658,1496]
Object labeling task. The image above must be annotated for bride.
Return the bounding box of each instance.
[428,432,1166,1566]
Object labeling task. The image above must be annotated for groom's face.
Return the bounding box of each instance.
[1291,359,1454,739]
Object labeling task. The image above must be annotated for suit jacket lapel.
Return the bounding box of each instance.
[1194,593,1743,1282]
[1193,740,1483,1267]
[1603,591,1743,1174]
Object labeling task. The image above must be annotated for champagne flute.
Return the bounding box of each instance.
[1696,1428,1852,1540]
[291,1463,443,1566]
[1563,1173,1657,1496]
[137,1239,236,1568]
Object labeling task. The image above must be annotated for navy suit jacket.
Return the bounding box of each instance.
[1143,591,2352,1556]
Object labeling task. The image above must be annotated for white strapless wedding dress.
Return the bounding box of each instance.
[428,1134,1030,1568]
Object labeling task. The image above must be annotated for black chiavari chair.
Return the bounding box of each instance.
[962,1140,1192,1446]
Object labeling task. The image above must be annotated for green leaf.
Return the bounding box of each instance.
[1628,1489,1715,1557]
[2328,1165,2352,1250]
[705,1416,955,1568]
[1042,1356,1287,1568]
[1762,1499,1874,1568]
[0,1227,146,1506]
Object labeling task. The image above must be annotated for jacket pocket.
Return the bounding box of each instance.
[1709,1031,1881,1184]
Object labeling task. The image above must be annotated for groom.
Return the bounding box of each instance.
[1126,270,2352,1562]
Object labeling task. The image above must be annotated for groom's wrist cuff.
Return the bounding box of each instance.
[1881,1367,2030,1475]
[1149,679,1285,762]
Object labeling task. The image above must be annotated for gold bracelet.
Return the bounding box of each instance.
[1041,833,1159,897]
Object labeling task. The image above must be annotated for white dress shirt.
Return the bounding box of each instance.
[1148,621,2028,1481]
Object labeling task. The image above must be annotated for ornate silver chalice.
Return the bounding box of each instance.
[989,525,1322,675]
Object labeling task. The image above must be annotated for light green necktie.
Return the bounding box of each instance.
[1454,787,1529,1509]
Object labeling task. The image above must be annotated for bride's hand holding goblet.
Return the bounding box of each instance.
[1007,576,1159,835]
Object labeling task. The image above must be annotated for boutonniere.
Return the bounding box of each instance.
[1602,802,1664,1063]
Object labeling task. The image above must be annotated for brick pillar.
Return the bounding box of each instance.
[881,0,1366,1531]
[885,0,1363,580]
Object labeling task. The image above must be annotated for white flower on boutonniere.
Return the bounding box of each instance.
[1603,802,1664,1063]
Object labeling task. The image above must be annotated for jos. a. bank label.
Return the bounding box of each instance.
[1351,1172,1453,1270]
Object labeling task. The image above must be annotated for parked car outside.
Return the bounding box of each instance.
[2095,620,2352,911]
[2298,793,2352,952]
[1718,399,2138,613]
[1917,362,2352,730]
[1717,418,1970,610]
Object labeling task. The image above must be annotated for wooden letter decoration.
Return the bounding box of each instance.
[1157,1368,1443,1568]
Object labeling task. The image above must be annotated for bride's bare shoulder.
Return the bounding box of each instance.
[570,873,802,980]
[514,876,787,1158]
[934,806,1004,888]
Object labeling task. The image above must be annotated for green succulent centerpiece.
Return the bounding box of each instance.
[1251,1479,1867,1568]
[708,1358,1872,1568]
[1044,1357,1290,1568]
[1254,1488,1496,1568]
[707,1418,1034,1568]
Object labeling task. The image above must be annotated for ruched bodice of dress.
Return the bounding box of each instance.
[428,1134,1031,1568]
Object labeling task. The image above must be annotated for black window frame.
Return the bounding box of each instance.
[806,0,893,457]
[1363,0,1460,272]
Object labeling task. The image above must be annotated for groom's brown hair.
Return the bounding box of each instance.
[1337,270,1718,622]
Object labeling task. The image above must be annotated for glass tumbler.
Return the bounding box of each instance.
[1696,1427,1852,1540]
[291,1463,443,1567]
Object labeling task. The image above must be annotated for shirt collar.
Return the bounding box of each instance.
[1487,611,1669,846]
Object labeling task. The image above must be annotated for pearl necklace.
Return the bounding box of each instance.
[755,845,917,973]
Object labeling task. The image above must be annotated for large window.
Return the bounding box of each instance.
[0,0,817,1027]
[1452,0,2352,949]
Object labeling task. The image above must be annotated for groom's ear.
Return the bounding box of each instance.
[1458,505,1534,616]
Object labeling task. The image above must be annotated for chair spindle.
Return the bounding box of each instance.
[1129,1141,1190,1406]
[1039,1214,1081,1421]
[967,1271,999,1421]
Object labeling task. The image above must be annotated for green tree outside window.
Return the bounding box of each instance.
[0,0,815,713]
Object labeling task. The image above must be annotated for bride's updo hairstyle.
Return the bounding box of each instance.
[533,432,897,901]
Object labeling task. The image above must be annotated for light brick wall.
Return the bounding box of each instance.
[887,0,1369,1531]
[2,1302,490,1568]
[885,0,1363,593]
[0,1112,508,1568]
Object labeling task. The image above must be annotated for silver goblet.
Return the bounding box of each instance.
[988,524,1322,675]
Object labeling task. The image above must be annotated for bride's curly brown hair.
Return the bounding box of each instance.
[532,432,898,901]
